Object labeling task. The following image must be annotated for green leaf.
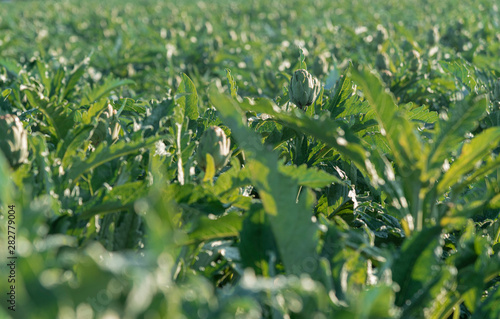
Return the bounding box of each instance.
[78,181,147,219]
[279,163,344,188]
[472,286,500,319]
[392,226,442,307]
[24,86,76,140]
[2,88,12,98]
[65,135,160,183]
[238,97,369,176]
[30,134,54,195]
[0,58,22,75]
[225,69,238,99]
[438,127,500,194]
[208,84,319,276]
[407,105,439,124]
[203,153,216,182]
[429,95,487,170]
[110,98,147,115]
[81,100,108,125]
[62,57,89,100]
[49,67,65,99]
[81,77,135,106]
[36,60,52,94]
[353,284,396,318]
[184,212,243,245]
[41,103,76,140]
[439,59,478,93]
[239,204,277,276]
[327,65,370,119]
[58,125,93,167]
[177,73,199,120]
[142,99,176,137]
[350,66,422,171]
[330,199,355,224]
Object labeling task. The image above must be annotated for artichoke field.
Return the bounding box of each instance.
[1,0,500,318]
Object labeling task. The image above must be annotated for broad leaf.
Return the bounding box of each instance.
[65,135,160,183]
[208,84,319,276]
[184,212,243,245]
[438,127,500,194]
[177,73,199,120]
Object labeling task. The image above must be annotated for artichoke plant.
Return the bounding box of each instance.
[0,114,28,169]
[196,126,231,172]
[289,69,321,109]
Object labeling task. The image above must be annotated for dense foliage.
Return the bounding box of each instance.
[1,0,499,318]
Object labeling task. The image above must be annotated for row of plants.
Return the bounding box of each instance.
[1,0,499,318]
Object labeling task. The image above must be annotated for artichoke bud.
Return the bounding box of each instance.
[196,126,231,172]
[0,114,28,169]
[289,69,321,109]
[408,50,422,72]
[375,52,390,70]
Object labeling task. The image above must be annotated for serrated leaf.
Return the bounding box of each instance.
[142,99,175,137]
[225,68,238,99]
[78,181,147,219]
[65,135,161,183]
[239,204,277,276]
[36,60,52,94]
[363,131,392,155]
[208,83,319,276]
[440,60,478,93]
[392,226,443,307]
[59,125,93,167]
[330,199,355,224]
[279,163,343,188]
[30,134,53,195]
[328,66,370,119]
[429,95,487,171]
[471,285,500,319]
[350,66,422,171]
[50,67,65,99]
[437,127,500,194]
[62,57,89,100]
[183,212,243,245]
[81,100,108,125]
[238,97,369,175]
[81,77,135,106]
[177,73,199,120]
[407,105,439,124]
[110,98,147,115]
[39,103,76,140]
